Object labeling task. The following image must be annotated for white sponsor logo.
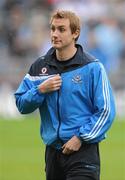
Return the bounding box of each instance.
[41,67,47,74]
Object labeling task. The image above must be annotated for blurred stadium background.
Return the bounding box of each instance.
[0,0,125,180]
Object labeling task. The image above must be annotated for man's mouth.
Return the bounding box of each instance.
[52,40,61,44]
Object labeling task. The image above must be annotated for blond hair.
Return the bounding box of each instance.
[50,10,81,41]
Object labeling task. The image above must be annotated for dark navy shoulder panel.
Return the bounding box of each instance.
[83,50,97,63]
[28,56,46,76]
[28,55,59,76]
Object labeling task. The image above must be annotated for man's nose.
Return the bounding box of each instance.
[52,29,59,37]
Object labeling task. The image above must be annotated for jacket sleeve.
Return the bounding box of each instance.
[14,74,45,114]
[79,62,116,143]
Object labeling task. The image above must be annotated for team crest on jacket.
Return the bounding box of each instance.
[72,75,82,83]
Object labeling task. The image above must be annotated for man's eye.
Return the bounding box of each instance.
[59,28,65,32]
[51,27,55,31]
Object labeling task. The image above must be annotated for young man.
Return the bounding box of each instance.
[15,10,116,180]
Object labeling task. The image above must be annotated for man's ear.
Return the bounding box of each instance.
[73,29,80,40]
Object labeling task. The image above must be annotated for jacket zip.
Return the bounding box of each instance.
[57,89,61,140]
[56,73,64,147]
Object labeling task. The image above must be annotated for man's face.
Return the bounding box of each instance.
[50,18,78,50]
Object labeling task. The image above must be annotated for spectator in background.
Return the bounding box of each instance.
[4,2,32,56]
[93,16,123,74]
[120,24,125,63]
[3,0,51,57]
[78,19,110,72]
[15,10,116,180]
[0,82,20,118]
[87,30,109,72]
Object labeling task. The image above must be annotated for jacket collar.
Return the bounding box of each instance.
[45,44,86,67]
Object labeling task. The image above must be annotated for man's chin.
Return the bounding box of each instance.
[52,44,62,50]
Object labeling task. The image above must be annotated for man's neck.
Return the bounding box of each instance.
[56,45,77,61]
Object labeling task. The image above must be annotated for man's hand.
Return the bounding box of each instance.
[62,136,82,155]
[38,74,62,93]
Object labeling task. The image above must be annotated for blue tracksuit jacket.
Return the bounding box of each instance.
[14,44,116,147]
